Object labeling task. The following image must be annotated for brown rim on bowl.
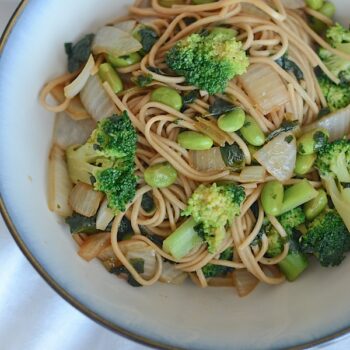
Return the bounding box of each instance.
[0,2,349,350]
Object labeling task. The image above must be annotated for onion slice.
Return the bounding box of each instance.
[48,145,73,217]
[96,198,115,230]
[114,20,137,33]
[239,166,266,183]
[255,132,297,181]
[64,55,95,98]
[190,148,226,171]
[53,112,96,150]
[92,26,142,57]
[302,105,350,141]
[239,63,289,115]
[80,75,118,121]
[69,182,104,217]
[159,261,188,285]
[78,232,110,261]
[233,269,259,297]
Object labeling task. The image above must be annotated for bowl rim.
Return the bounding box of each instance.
[1,1,350,349]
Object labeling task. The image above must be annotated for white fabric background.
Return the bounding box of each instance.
[0,1,349,349]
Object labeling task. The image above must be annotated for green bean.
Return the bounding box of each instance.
[305,0,324,10]
[211,27,237,37]
[144,162,178,188]
[217,107,245,133]
[261,181,284,216]
[192,0,216,4]
[159,0,186,7]
[294,154,317,176]
[107,52,141,68]
[240,115,266,146]
[319,2,336,18]
[304,189,328,220]
[177,131,213,150]
[150,87,183,111]
[98,63,123,94]
[297,128,329,155]
[279,180,318,215]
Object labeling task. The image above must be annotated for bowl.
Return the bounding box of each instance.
[1,1,350,349]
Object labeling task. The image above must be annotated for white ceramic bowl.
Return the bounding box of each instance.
[1,1,350,349]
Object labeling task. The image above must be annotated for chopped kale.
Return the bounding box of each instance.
[275,55,304,81]
[65,34,94,73]
[209,96,235,117]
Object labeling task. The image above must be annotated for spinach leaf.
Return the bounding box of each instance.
[132,74,153,87]
[66,212,98,234]
[141,192,156,213]
[275,55,304,81]
[139,27,159,54]
[220,143,245,170]
[118,216,133,240]
[318,107,331,118]
[266,120,299,142]
[209,97,235,117]
[65,34,94,73]
[181,90,200,111]
[111,258,144,287]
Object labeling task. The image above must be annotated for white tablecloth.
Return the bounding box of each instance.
[0,1,349,349]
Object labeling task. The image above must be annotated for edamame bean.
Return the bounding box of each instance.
[159,0,186,7]
[261,181,284,216]
[192,0,216,4]
[294,154,317,176]
[319,1,336,18]
[279,180,318,215]
[240,115,266,146]
[304,189,328,220]
[98,63,123,94]
[297,128,329,155]
[211,27,237,38]
[107,52,141,68]
[144,162,178,188]
[150,87,183,111]
[177,131,213,150]
[305,0,324,10]
[217,108,246,133]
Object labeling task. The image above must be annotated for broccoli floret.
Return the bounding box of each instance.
[166,31,249,94]
[326,23,350,47]
[265,225,284,258]
[318,48,350,84]
[202,248,233,278]
[163,183,245,258]
[318,75,350,111]
[279,207,306,233]
[182,183,245,253]
[315,139,350,230]
[300,210,350,267]
[66,112,137,212]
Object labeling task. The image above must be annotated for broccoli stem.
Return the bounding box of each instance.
[163,218,203,259]
[279,180,318,215]
[278,252,308,281]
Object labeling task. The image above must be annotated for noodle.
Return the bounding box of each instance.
[41,0,349,295]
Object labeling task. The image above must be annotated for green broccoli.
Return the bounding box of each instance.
[257,208,308,281]
[66,112,137,212]
[202,248,233,278]
[326,23,350,46]
[318,47,350,84]
[300,210,350,267]
[318,74,350,111]
[316,24,350,110]
[279,207,306,233]
[166,31,249,94]
[315,139,350,230]
[163,183,245,259]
